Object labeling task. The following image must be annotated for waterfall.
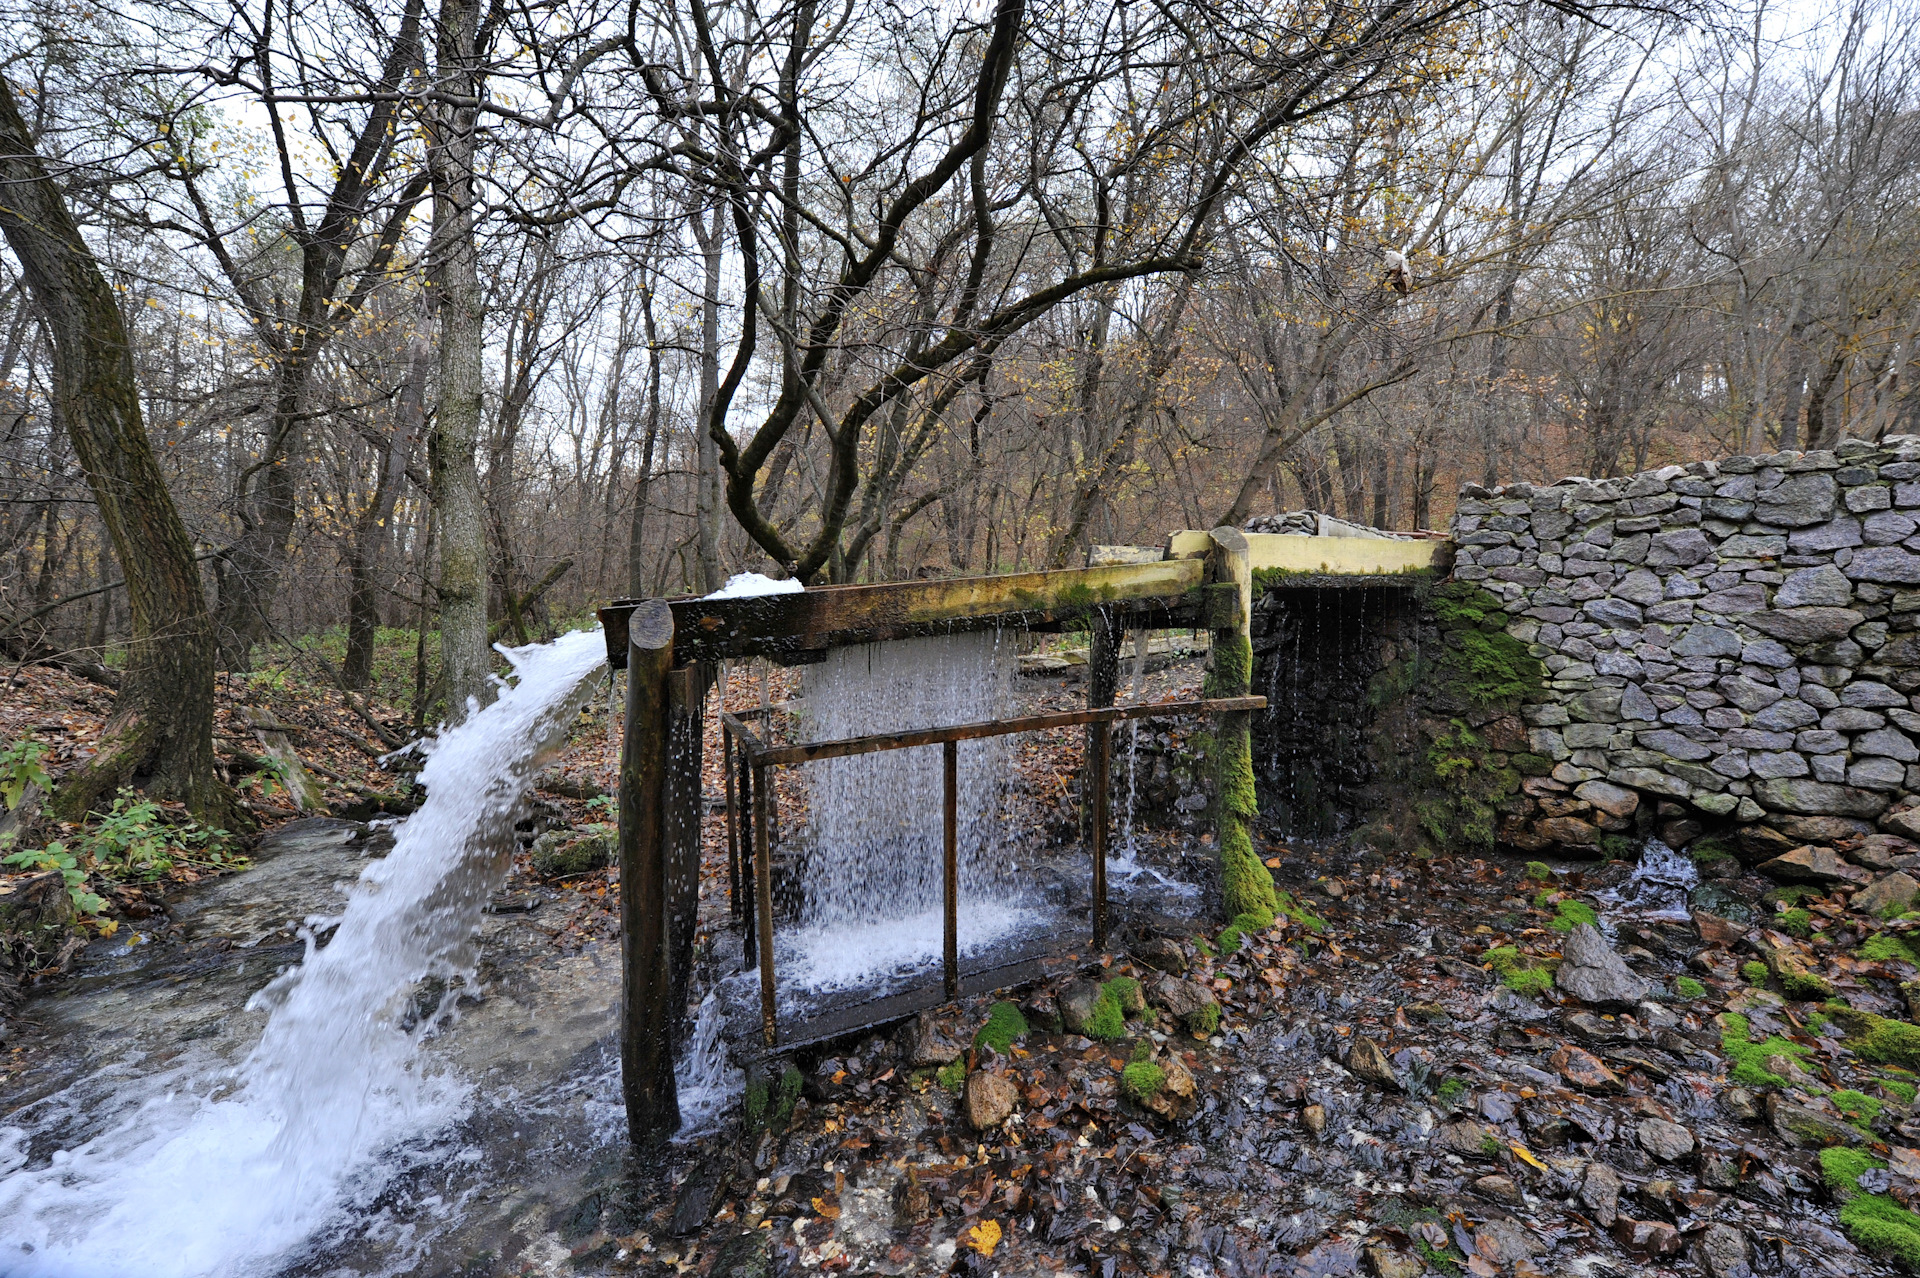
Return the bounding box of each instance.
[0,629,610,1278]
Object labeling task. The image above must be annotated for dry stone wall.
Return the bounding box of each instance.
[1449,436,1920,852]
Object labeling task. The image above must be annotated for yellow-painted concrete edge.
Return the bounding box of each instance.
[1163,530,1438,575]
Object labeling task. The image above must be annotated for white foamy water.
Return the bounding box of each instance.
[797,633,1015,929]
[0,629,609,1278]
[1596,837,1700,921]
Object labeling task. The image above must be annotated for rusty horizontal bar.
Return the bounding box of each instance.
[739,695,1265,767]
[719,711,766,754]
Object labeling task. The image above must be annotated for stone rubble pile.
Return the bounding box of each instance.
[1451,436,1920,854]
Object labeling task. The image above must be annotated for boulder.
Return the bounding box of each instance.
[1059,981,1106,1035]
[1754,844,1873,887]
[1556,923,1648,1009]
[1883,804,1920,841]
[1147,973,1216,1023]
[1853,833,1920,869]
[1692,1223,1752,1278]
[1854,871,1920,918]
[965,1071,1020,1129]
[1135,936,1188,974]
[1751,777,1890,819]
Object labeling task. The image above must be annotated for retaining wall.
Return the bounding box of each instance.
[1449,436,1920,851]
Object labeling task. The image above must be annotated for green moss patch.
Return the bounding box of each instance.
[1886,1079,1919,1105]
[1862,934,1920,966]
[1219,909,1275,954]
[1484,945,1554,996]
[1122,1060,1166,1103]
[1833,1089,1885,1134]
[1675,976,1706,999]
[1548,900,1599,933]
[1523,861,1555,883]
[1190,1002,1221,1037]
[936,1059,967,1091]
[1836,1008,1920,1071]
[1720,1012,1813,1087]
[1825,1150,1920,1269]
[1764,885,1825,909]
[1781,908,1813,938]
[975,1002,1029,1053]
[1273,890,1326,933]
[1742,961,1771,985]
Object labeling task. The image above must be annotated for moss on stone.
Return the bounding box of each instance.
[1842,1195,1920,1271]
[1189,1001,1221,1037]
[1549,900,1599,932]
[975,1001,1029,1053]
[1781,908,1813,938]
[936,1059,967,1091]
[1843,1011,1920,1071]
[1742,961,1771,985]
[1675,976,1706,999]
[1720,1011,1811,1087]
[1084,990,1127,1041]
[1505,966,1554,997]
[1782,966,1835,1001]
[1833,1089,1885,1134]
[1861,934,1920,965]
[1122,1060,1166,1104]
[1763,885,1824,909]
[1523,861,1555,882]
[1886,1079,1919,1105]
[1273,890,1325,933]
[1823,1146,1886,1198]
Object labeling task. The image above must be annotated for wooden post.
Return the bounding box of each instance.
[619,599,679,1144]
[943,739,959,999]
[664,664,709,1043]
[723,722,740,922]
[1205,527,1277,923]
[1087,610,1121,949]
[754,762,778,1047]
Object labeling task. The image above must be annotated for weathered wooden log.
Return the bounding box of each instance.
[664,663,709,1043]
[1086,610,1122,949]
[619,599,678,1144]
[1206,528,1278,923]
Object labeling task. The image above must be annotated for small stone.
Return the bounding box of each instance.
[1580,1160,1624,1226]
[1059,981,1105,1034]
[1722,1087,1762,1123]
[1854,871,1920,918]
[1692,1223,1751,1278]
[1755,844,1874,887]
[1768,1091,1869,1148]
[1473,1219,1541,1266]
[1637,1117,1696,1162]
[1694,910,1744,947]
[1556,922,1649,1008]
[1613,1218,1684,1257]
[1550,1043,1625,1093]
[1365,1246,1425,1278]
[1435,1120,1501,1156]
[1143,1052,1197,1120]
[1347,1036,1399,1089]
[1473,1174,1523,1205]
[965,1071,1019,1129]
[1301,1103,1326,1137]
[904,1010,964,1066]
[1136,937,1187,974]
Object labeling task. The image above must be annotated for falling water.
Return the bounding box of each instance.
[775,633,1042,991]
[0,629,610,1278]
[1596,838,1701,921]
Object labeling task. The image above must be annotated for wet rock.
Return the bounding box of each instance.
[903,1010,963,1066]
[1767,1092,1868,1148]
[1754,843,1873,887]
[0,869,74,991]
[1692,1222,1753,1278]
[1556,923,1648,1009]
[1848,832,1919,869]
[1473,1174,1523,1205]
[1612,1217,1683,1257]
[1855,870,1920,917]
[529,825,617,878]
[1694,911,1745,947]
[1637,1117,1696,1162]
[1136,936,1187,974]
[1435,1120,1501,1157]
[1580,1160,1624,1226]
[965,1071,1019,1130]
[1059,980,1106,1034]
[1364,1246,1423,1278]
[670,1155,732,1235]
[1147,973,1215,1024]
[1472,1219,1541,1266]
[1550,1044,1625,1093]
[1564,1011,1629,1044]
[1348,1036,1399,1089]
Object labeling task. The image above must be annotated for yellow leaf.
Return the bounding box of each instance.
[1508,1142,1547,1171]
[966,1220,1002,1257]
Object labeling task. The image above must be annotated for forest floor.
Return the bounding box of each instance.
[1,639,1918,1277]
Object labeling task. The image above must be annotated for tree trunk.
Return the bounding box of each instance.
[0,76,234,823]
[344,322,428,690]
[427,0,493,722]
[693,206,725,593]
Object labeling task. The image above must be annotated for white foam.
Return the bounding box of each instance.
[705,572,805,599]
[777,900,1047,994]
[0,629,609,1278]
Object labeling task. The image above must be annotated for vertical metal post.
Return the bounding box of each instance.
[618,599,679,1145]
[753,763,778,1047]
[943,739,959,999]
[1091,717,1109,950]
[723,722,740,921]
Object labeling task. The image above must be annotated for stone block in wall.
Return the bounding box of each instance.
[1856,727,1920,761]
[1755,474,1838,526]
[1851,757,1909,790]
[1745,608,1866,643]
[1865,512,1916,544]
[1609,766,1690,798]
[1751,777,1890,818]
[1775,566,1854,607]
[1847,546,1920,584]
[1788,520,1862,552]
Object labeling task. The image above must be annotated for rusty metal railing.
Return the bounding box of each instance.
[719,694,1266,1046]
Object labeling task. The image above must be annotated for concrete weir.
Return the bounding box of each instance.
[594,530,1442,1142]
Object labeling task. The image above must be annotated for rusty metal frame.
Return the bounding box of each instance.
[718,693,1265,1047]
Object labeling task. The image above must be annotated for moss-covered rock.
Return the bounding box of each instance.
[530,825,616,878]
